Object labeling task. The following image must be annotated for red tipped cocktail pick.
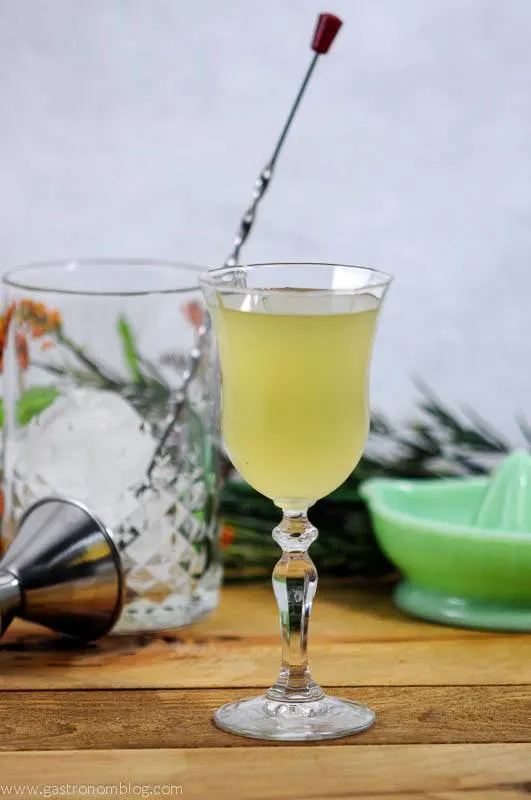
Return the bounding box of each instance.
[224,11,343,267]
[312,13,343,54]
[148,13,343,480]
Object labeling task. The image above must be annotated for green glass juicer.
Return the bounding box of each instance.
[360,451,531,630]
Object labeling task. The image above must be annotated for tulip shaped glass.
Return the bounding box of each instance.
[201,262,392,741]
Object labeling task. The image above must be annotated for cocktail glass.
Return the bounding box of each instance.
[200,262,392,741]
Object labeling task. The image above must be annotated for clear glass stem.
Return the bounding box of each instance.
[267,510,324,703]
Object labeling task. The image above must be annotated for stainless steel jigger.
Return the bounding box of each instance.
[0,497,124,640]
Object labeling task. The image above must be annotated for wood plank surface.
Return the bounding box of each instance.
[0,686,530,751]
[5,635,531,689]
[1,745,531,800]
[2,583,530,690]
[2,583,531,799]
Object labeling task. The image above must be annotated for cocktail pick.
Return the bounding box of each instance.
[224,12,343,268]
[145,13,343,482]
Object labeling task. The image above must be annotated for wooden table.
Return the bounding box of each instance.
[0,581,530,799]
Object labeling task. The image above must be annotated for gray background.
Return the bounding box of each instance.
[1,0,530,436]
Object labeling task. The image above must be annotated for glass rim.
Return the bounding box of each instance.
[2,258,206,297]
[198,261,393,295]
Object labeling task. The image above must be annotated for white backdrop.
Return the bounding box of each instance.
[1,0,530,437]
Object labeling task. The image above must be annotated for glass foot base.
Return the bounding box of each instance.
[213,694,376,741]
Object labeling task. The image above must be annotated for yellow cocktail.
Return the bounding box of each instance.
[215,296,379,507]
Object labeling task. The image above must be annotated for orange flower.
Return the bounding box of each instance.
[0,302,15,337]
[0,299,62,373]
[40,339,54,351]
[4,302,15,328]
[219,524,236,550]
[15,331,29,371]
[46,309,62,331]
[182,301,205,331]
[32,302,47,321]
[17,299,62,335]
[0,302,16,373]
